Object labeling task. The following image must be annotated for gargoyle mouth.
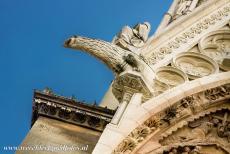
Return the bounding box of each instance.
[64,36,77,47]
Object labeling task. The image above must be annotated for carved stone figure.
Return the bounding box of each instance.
[182,146,191,154]
[166,146,202,154]
[190,146,201,154]
[174,0,192,19]
[180,122,213,141]
[64,36,146,74]
[172,52,219,79]
[213,112,230,142]
[112,22,151,51]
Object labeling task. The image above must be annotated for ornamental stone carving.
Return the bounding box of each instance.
[112,72,152,103]
[172,52,219,79]
[64,35,152,74]
[199,30,230,71]
[112,22,151,52]
[144,4,230,66]
[155,66,188,87]
[33,91,115,132]
[160,144,228,154]
[174,0,192,20]
[160,109,230,153]
[204,84,230,101]
[113,83,230,154]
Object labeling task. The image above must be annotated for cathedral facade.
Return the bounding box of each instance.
[19,0,230,153]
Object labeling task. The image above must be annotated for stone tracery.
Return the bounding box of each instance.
[199,30,230,71]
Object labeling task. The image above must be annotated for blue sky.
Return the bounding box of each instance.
[0,0,172,153]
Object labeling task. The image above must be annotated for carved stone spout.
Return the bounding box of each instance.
[64,35,146,74]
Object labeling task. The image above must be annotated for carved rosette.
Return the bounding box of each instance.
[113,83,230,154]
[112,72,152,103]
[199,30,230,71]
[155,66,188,87]
[172,52,219,79]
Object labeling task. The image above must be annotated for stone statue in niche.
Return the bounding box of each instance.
[174,0,192,19]
[112,22,151,51]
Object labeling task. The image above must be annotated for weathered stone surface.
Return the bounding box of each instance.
[17,117,101,154]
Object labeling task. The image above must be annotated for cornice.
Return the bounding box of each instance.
[31,90,115,132]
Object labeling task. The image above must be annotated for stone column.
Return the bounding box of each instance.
[111,92,133,125]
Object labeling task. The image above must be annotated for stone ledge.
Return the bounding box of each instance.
[32,90,115,132]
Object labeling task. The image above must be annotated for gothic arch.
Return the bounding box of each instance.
[113,72,230,154]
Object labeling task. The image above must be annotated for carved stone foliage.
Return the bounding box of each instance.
[205,84,230,101]
[32,91,115,132]
[113,83,230,154]
[172,52,219,79]
[113,117,159,154]
[199,30,230,71]
[112,72,152,103]
[145,4,230,65]
[155,66,188,87]
[172,0,211,21]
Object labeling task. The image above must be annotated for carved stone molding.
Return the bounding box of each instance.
[155,66,188,87]
[143,3,230,67]
[32,90,115,132]
[205,85,230,101]
[172,52,219,79]
[113,83,230,154]
[199,30,230,71]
